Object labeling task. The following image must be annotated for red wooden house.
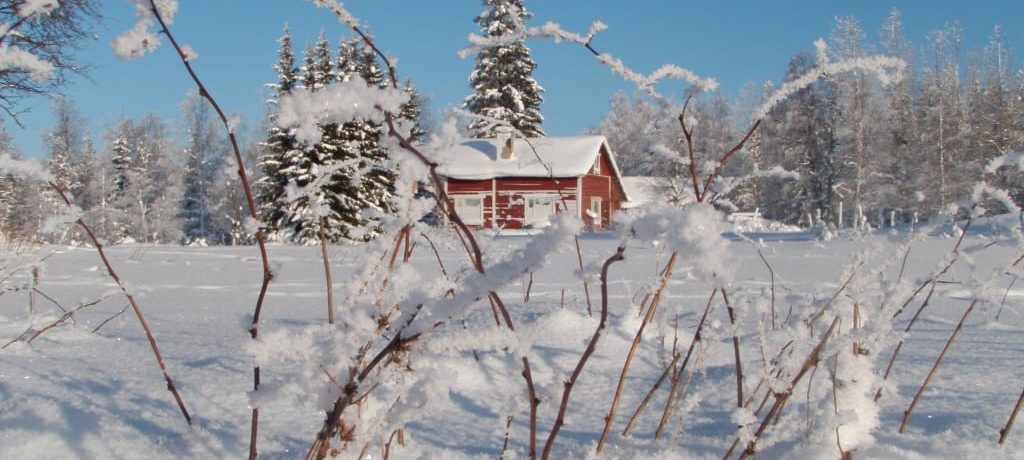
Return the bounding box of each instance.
[439,135,631,230]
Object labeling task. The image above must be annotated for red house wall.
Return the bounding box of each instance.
[447,178,579,229]
[445,146,626,230]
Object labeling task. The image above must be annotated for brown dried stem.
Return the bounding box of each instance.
[25,296,107,344]
[876,222,973,401]
[999,385,1024,444]
[597,252,678,452]
[722,287,745,407]
[522,356,539,460]
[48,182,192,426]
[653,287,719,439]
[733,316,840,460]
[143,2,273,455]
[899,299,979,433]
[541,245,626,460]
[319,218,335,324]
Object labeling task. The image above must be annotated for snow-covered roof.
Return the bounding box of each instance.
[439,135,622,180]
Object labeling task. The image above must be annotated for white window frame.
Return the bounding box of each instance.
[455,195,485,225]
[593,154,602,175]
[525,194,560,227]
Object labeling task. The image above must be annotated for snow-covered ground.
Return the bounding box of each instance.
[1,226,1022,459]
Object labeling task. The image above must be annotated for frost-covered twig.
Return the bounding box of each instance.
[541,244,625,460]
[876,218,972,401]
[0,0,60,83]
[48,181,192,426]
[136,2,273,453]
[734,316,840,460]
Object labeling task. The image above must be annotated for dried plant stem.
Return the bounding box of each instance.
[732,316,840,460]
[522,357,539,460]
[722,287,744,407]
[807,269,859,327]
[92,303,130,333]
[420,232,450,281]
[49,182,192,426]
[499,416,514,460]
[597,252,678,452]
[524,271,534,303]
[541,245,625,460]
[28,266,38,314]
[575,238,594,317]
[618,288,716,436]
[899,299,979,433]
[143,3,274,455]
[876,228,974,402]
[26,296,107,344]
[999,385,1024,444]
[32,288,68,314]
[653,288,719,439]
[995,275,1017,322]
[319,218,335,324]
[754,247,777,330]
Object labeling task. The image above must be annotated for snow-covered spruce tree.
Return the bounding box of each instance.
[276,34,396,243]
[179,91,230,245]
[319,36,395,241]
[258,25,301,238]
[464,0,545,138]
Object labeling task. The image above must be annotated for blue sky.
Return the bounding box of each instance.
[10,1,1024,159]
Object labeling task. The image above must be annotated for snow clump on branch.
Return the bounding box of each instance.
[307,0,360,29]
[17,0,58,18]
[275,78,407,145]
[111,0,179,60]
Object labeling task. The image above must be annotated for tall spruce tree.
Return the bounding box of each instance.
[258,25,301,237]
[464,0,545,138]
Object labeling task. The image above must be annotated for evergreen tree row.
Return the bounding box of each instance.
[258,27,425,243]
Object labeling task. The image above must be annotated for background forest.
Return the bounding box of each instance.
[1,9,1022,245]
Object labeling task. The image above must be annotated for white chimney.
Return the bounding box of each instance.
[496,126,515,161]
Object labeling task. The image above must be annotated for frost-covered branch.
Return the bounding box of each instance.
[754,50,905,120]
[0,0,61,82]
[111,0,179,60]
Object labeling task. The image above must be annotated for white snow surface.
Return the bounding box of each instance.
[1,229,1023,459]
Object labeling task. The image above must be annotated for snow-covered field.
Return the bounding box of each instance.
[1,226,1022,459]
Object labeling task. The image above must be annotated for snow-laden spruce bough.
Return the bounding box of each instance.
[1,1,1023,459]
